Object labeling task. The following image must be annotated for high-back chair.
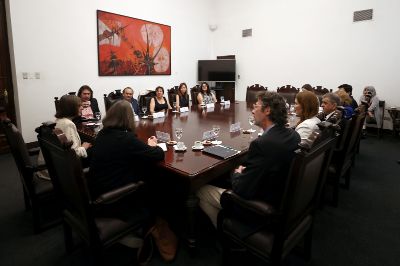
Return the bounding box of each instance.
[190,85,201,105]
[103,90,122,112]
[277,85,299,107]
[313,86,331,104]
[365,100,385,138]
[0,118,59,233]
[54,92,76,112]
[167,86,179,106]
[246,84,268,103]
[36,124,150,261]
[217,122,337,265]
[138,90,156,114]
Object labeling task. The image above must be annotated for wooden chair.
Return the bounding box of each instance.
[217,122,337,265]
[138,90,156,114]
[1,118,59,233]
[36,123,150,261]
[167,86,179,106]
[103,90,122,112]
[190,85,201,105]
[365,100,385,138]
[246,84,268,103]
[313,86,331,104]
[54,92,76,112]
[276,85,299,107]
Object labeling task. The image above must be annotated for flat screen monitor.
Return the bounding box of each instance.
[198,60,236,82]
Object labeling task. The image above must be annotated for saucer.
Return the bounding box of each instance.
[172,110,179,113]
[142,115,148,119]
[202,140,213,146]
[192,145,204,150]
[211,140,222,145]
[167,140,177,145]
[173,145,187,151]
[242,129,256,134]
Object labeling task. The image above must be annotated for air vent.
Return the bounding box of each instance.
[353,9,373,22]
[242,29,252,37]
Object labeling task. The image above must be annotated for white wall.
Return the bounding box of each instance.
[213,0,400,128]
[7,0,213,142]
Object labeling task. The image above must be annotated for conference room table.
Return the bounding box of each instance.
[77,101,297,249]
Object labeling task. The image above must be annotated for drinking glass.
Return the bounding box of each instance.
[94,112,101,121]
[220,96,225,103]
[173,102,177,111]
[248,114,255,129]
[212,125,220,140]
[142,106,147,116]
[175,127,183,148]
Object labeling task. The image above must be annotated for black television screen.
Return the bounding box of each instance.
[198,60,236,82]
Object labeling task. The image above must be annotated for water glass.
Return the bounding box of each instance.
[173,102,177,111]
[212,125,220,139]
[142,106,147,115]
[220,96,225,103]
[175,127,183,141]
[94,112,101,121]
[248,114,255,127]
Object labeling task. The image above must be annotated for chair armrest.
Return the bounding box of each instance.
[220,190,277,218]
[93,181,145,205]
[28,147,41,156]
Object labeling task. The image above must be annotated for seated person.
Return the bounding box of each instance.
[122,87,140,115]
[336,89,354,119]
[149,86,172,114]
[78,85,100,120]
[338,84,358,110]
[197,82,217,105]
[38,95,92,176]
[316,93,342,124]
[88,100,164,198]
[175,83,189,109]
[359,86,381,126]
[294,91,321,141]
[197,92,300,228]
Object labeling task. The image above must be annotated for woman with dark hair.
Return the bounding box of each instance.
[197,82,217,105]
[294,91,321,140]
[77,85,100,120]
[89,100,164,198]
[149,86,172,114]
[301,84,314,93]
[55,95,92,157]
[175,83,189,109]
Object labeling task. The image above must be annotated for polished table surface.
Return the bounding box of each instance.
[79,101,257,191]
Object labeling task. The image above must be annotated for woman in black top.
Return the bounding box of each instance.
[89,100,164,199]
[175,83,189,109]
[150,86,172,113]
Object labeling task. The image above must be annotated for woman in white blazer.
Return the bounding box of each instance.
[294,90,321,141]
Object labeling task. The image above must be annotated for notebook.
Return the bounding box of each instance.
[202,145,240,159]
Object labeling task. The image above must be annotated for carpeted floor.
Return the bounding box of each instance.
[0,134,399,266]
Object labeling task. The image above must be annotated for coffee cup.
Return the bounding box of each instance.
[194,141,202,148]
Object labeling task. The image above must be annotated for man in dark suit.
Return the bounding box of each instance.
[197,92,300,228]
[122,87,140,115]
[317,93,342,124]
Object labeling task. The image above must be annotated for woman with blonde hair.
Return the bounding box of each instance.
[294,91,321,140]
[336,89,354,119]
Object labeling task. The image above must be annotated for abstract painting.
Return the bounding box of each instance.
[97,10,171,76]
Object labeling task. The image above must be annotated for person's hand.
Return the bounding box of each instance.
[234,165,246,174]
[148,136,158,146]
[368,111,373,117]
[82,142,92,149]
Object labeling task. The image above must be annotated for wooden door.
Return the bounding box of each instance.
[0,0,16,153]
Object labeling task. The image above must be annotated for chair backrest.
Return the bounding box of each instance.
[246,84,267,102]
[36,124,97,243]
[280,123,336,234]
[103,90,123,112]
[190,85,201,105]
[276,85,299,106]
[138,90,156,112]
[167,86,179,105]
[313,86,331,104]
[1,119,35,192]
[54,92,76,113]
[346,106,366,158]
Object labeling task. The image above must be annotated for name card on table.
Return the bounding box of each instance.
[202,130,215,141]
[134,115,140,121]
[224,100,231,106]
[230,122,241,133]
[157,143,167,152]
[156,131,170,143]
[153,111,165,118]
[206,103,215,109]
[180,107,189,113]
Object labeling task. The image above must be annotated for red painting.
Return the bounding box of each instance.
[97,10,171,76]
